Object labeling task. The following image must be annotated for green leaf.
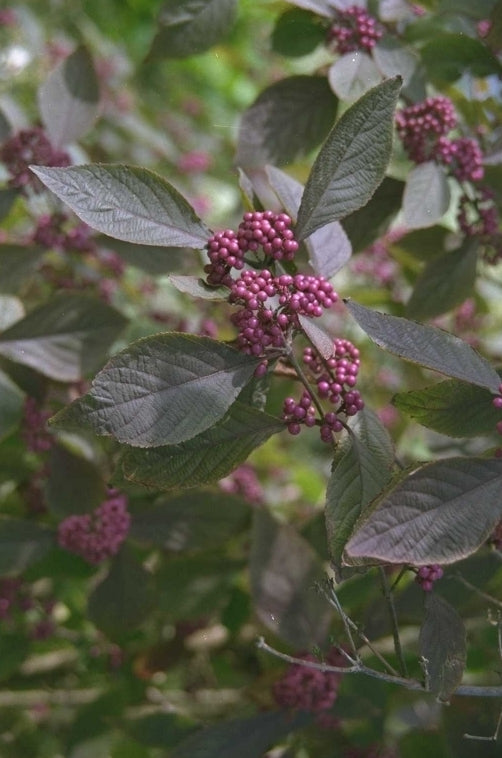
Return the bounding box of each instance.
[147,0,238,61]
[250,509,332,647]
[271,8,325,57]
[171,711,309,758]
[169,275,229,301]
[0,295,24,330]
[0,188,19,223]
[124,713,197,749]
[46,443,106,516]
[31,164,210,248]
[120,401,284,488]
[419,593,467,702]
[38,45,100,147]
[344,457,502,566]
[402,162,450,229]
[236,76,338,169]
[341,177,404,253]
[98,236,190,275]
[129,491,249,551]
[0,245,44,294]
[0,368,23,442]
[0,633,29,682]
[296,76,402,240]
[0,293,128,381]
[391,226,450,262]
[327,52,382,101]
[345,300,501,392]
[405,241,478,321]
[51,334,260,447]
[325,408,395,568]
[393,379,502,438]
[0,518,55,574]
[421,33,502,83]
[87,547,156,638]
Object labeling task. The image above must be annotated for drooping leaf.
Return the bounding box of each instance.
[272,8,325,57]
[147,0,238,61]
[250,509,332,648]
[46,444,106,516]
[0,518,55,574]
[344,457,502,566]
[0,368,24,442]
[296,76,402,241]
[129,491,249,551]
[170,711,309,758]
[38,45,100,147]
[120,401,284,489]
[393,379,502,438]
[341,177,404,253]
[325,408,395,568]
[31,164,210,248]
[50,334,260,447]
[169,275,229,301]
[236,76,338,169]
[421,33,502,83]
[87,547,156,638]
[402,162,450,229]
[373,38,418,86]
[419,593,467,702]
[327,52,382,101]
[0,245,44,294]
[0,294,127,381]
[345,300,501,392]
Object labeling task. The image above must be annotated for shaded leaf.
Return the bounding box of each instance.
[421,33,502,83]
[51,334,260,447]
[0,294,127,382]
[124,712,197,749]
[393,379,502,438]
[345,300,501,392]
[0,518,55,574]
[236,76,338,169]
[373,38,418,86]
[391,225,450,262]
[169,275,228,301]
[0,368,24,442]
[341,177,404,253]
[0,245,44,294]
[298,315,335,359]
[147,0,238,61]
[328,52,382,101]
[120,401,284,489]
[419,593,466,702]
[296,77,401,241]
[46,444,106,516]
[272,8,325,57]
[31,164,210,248]
[0,188,19,223]
[250,509,332,647]
[344,457,502,566]
[402,162,450,229]
[98,236,189,275]
[38,45,100,147]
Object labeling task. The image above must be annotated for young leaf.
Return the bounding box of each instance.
[419,594,467,702]
[250,509,332,648]
[119,401,284,489]
[236,76,338,169]
[296,76,402,241]
[344,457,502,566]
[38,45,100,148]
[272,8,325,57]
[30,164,210,248]
[147,0,238,61]
[327,52,382,101]
[402,162,450,229]
[50,334,260,447]
[393,379,502,438]
[325,408,395,568]
[345,300,501,392]
[129,491,250,551]
[405,241,478,321]
[0,294,127,382]
[0,518,55,574]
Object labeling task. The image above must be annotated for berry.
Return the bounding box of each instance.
[395,96,457,164]
[434,136,484,182]
[415,564,443,591]
[21,398,53,454]
[219,463,264,505]
[273,647,347,713]
[457,187,498,238]
[237,211,298,261]
[0,127,70,190]
[327,6,383,55]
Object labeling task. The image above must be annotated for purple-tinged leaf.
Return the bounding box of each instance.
[285,0,332,16]
[402,162,450,229]
[169,275,228,301]
[328,52,382,101]
[419,593,466,702]
[373,38,418,86]
[298,315,334,359]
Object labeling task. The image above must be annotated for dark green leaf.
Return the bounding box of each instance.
[327,52,382,101]
[51,334,260,447]
[0,633,29,682]
[0,293,127,381]
[0,245,44,294]
[147,0,238,61]
[235,76,338,169]
[250,509,332,647]
[31,164,210,248]
[402,162,450,229]
[38,45,100,147]
[341,177,404,253]
[419,593,466,702]
[0,188,19,223]
[325,408,395,568]
[393,379,502,438]
[487,0,502,50]
[120,401,284,488]
[0,518,55,574]
[98,236,190,275]
[421,33,502,83]
[405,241,478,320]
[125,713,197,749]
[46,444,106,516]
[296,76,402,240]
[391,226,449,262]
[345,300,501,392]
[87,547,156,638]
[272,9,325,57]
[169,275,229,301]
[344,457,502,565]
[0,368,23,442]
[130,491,249,551]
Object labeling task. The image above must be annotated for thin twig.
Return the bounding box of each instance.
[379,566,408,677]
[453,573,502,611]
[464,708,502,741]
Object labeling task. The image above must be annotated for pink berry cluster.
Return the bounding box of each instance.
[457,188,500,255]
[326,6,383,54]
[0,576,56,640]
[434,136,484,182]
[415,564,443,592]
[0,127,70,190]
[205,211,299,286]
[219,463,264,505]
[273,647,347,715]
[57,489,131,565]
[21,397,53,454]
[33,213,96,254]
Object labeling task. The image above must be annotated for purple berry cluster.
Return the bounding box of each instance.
[395,96,457,164]
[21,397,53,454]
[457,188,500,253]
[283,391,317,436]
[0,127,70,190]
[434,136,484,182]
[33,213,96,254]
[57,489,131,565]
[415,564,443,592]
[219,463,264,505]
[273,648,346,714]
[326,6,383,54]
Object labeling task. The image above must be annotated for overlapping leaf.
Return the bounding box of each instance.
[419,594,467,702]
